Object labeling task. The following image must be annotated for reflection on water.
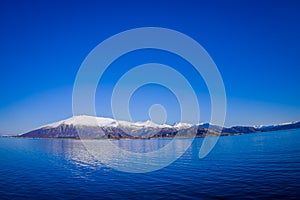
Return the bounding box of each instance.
[43,139,101,168]
[45,138,194,173]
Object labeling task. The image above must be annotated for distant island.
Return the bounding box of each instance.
[12,116,300,140]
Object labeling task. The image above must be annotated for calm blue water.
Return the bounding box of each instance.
[1,129,300,199]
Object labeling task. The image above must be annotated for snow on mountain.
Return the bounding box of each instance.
[121,120,170,128]
[278,121,300,126]
[173,122,193,129]
[254,121,300,129]
[42,115,118,129]
[41,116,300,131]
[41,115,174,130]
[254,124,274,129]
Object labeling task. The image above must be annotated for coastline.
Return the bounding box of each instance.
[3,127,299,141]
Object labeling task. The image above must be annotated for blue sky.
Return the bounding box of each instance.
[0,0,300,134]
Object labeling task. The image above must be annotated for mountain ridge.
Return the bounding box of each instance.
[18,115,300,139]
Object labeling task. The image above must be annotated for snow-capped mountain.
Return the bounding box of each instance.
[254,121,300,130]
[39,115,193,129]
[19,116,300,139]
[21,115,194,139]
[40,115,119,128]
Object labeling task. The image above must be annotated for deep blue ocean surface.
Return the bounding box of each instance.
[1,129,300,199]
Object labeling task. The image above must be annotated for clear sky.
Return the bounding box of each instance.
[0,0,300,135]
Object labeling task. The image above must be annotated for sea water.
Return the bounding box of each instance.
[0,129,299,199]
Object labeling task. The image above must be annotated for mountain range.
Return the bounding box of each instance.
[17,115,300,139]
